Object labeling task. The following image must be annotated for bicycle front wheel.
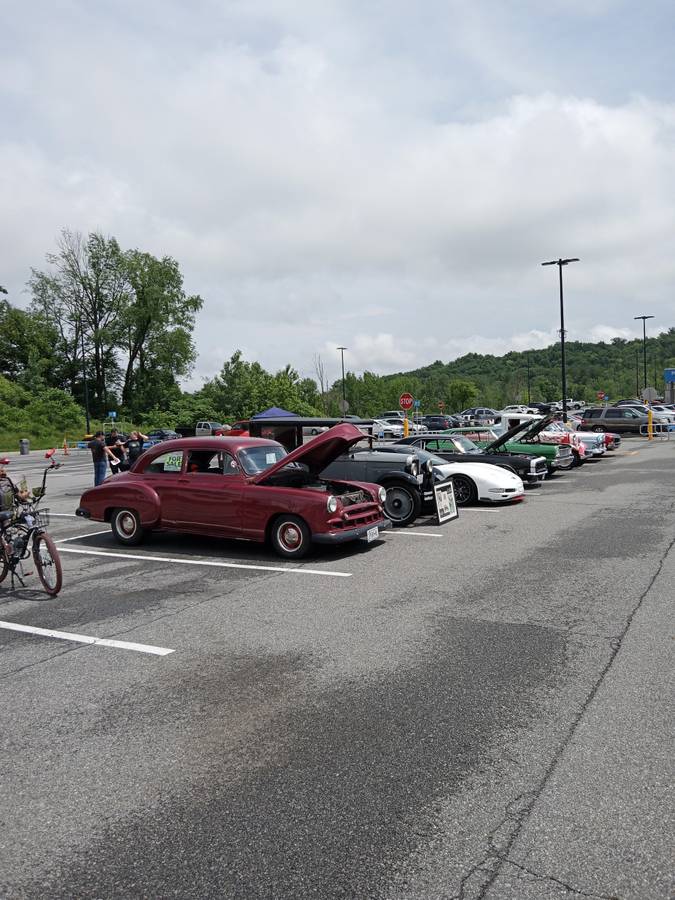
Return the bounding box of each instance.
[32,533,63,596]
[0,549,8,585]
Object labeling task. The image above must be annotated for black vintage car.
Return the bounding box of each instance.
[321,447,432,527]
[396,431,547,484]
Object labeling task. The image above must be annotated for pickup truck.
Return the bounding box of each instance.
[175,421,227,438]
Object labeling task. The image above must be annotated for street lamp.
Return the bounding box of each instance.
[541,257,580,422]
[634,315,654,394]
[337,346,347,418]
[635,348,639,398]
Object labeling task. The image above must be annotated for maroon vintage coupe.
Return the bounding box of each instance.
[76,424,390,558]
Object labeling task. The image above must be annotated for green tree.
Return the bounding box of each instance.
[119,251,203,411]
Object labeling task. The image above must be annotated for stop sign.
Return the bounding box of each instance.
[399,392,414,411]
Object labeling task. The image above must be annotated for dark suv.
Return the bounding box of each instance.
[578,407,665,434]
[420,414,460,430]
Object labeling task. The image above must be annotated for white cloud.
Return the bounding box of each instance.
[1,2,674,384]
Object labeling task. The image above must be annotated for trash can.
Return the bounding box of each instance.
[19,439,30,455]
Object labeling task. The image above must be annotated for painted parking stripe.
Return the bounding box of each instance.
[0,620,174,656]
[386,530,445,538]
[58,546,352,577]
[56,530,110,543]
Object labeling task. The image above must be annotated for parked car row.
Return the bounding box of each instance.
[78,404,628,563]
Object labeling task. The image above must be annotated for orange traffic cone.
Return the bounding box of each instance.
[63,438,69,456]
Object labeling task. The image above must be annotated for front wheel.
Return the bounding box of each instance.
[452,475,478,506]
[111,508,146,546]
[0,546,9,585]
[270,515,311,559]
[383,482,422,527]
[571,450,583,467]
[32,533,63,596]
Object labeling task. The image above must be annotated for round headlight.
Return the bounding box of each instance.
[378,486,387,503]
[425,459,433,474]
[327,495,338,514]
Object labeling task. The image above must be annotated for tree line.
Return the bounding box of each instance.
[1,229,674,445]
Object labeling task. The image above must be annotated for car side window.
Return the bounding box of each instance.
[186,451,239,474]
[144,451,184,474]
[606,410,621,418]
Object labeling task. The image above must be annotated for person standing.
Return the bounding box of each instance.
[89,432,117,486]
[106,428,126,475]
[124,430,148,468]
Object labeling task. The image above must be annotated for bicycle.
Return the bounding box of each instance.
[0,450,63,596]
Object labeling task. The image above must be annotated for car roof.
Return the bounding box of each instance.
[142,436,280,455]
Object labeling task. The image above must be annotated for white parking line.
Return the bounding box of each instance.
[51,513,79,518]
[58,546,352,577]
[56,530,110,543]
[0,620,174,656]
[386,531,444,538]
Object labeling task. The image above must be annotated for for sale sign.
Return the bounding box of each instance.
[434,479,458,524]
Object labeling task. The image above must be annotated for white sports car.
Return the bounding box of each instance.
[374,445,525,506]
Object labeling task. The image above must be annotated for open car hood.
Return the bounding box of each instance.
[250,423,366,483]
[485,415,555,450]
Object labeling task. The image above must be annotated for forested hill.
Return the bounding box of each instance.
[383,329,675,408]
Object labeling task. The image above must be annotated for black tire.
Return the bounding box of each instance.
[571,449,583,467]
[0,547,9,585]
[32,533,63,596]
[270,515,311,559]
[111,508,146,546]
[452,474,478,506]
[592,425,605,433]
[382,482,422,527]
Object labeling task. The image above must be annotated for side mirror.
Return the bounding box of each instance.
[45,449,56,459]
[0,457,10,466]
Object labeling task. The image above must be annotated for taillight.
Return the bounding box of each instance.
[581,418,588,425]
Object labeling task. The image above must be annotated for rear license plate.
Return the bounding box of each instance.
[366,526,378,542]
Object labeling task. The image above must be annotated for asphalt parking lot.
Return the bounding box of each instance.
[0,439,673,899]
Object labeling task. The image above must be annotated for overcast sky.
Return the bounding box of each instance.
[2,0,674,387]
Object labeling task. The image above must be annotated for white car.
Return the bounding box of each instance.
[375,445,525,506]
[372,419,404,438]
[432,458,525,505]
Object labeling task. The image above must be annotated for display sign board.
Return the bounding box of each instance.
[107,411,117,419]
[664,369,675,384]
[399,392,414,410]
[434,479,458,524]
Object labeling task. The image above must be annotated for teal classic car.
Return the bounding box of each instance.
[446,416,574,475]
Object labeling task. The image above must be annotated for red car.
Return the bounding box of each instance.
[76,424,389,559]
[222,421,249,436]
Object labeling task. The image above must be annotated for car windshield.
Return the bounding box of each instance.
[450,435,479,452]
[237,445,287,475]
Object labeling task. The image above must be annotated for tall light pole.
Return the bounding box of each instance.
[634,315,654,394]
[541,257,579,422]
[337,346,347,418]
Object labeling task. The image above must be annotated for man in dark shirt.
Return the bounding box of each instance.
[89,432,116,485]
[106,428,127,474]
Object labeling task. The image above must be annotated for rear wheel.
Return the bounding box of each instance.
[383,482,422,527]
[32,533,62,596]
[0,547,9,584]
[270,515,311,559]
[592,425,605,433]
[452,475,478,506]
[111,508,146,546]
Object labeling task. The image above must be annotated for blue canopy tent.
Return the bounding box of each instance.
[251,406,297,418]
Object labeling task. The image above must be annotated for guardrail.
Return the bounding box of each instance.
[639,423,671,439]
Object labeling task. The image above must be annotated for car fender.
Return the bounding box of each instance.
[377,471,422,489]
[80,482,162,527]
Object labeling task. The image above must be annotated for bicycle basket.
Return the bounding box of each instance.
[35,508,50,527]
